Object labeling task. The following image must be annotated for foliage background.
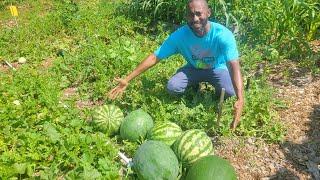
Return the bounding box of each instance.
[0,0,318,178]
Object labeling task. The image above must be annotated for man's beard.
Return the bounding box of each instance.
[188,19,208,37]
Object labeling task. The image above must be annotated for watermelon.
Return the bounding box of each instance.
[120,109,153,142]
[172,129,213,167]
[148,121,182,146]
[93,104,124,136]
[186,155,237,180]
[133,140,179,180]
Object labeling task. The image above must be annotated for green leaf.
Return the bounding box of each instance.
[13,163,27,175]
[44,123,61,143]
[82,165,101,179]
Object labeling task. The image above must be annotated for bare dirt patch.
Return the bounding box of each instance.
[41,57,55,69]
[75,100,104,109]
[61,87,78,100]
[0,61,22,72]
[60,87,104,109]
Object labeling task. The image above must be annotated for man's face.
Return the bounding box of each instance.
[186,0,211,37]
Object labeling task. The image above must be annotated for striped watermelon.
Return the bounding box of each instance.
[172,129,214,167]
[148,121,183,146]
[93,104,124,136]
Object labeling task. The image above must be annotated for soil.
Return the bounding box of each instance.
[214,61,320,179]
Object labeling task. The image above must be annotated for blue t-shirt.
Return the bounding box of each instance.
[154,21,239,70]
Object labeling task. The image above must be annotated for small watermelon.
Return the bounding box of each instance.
[133,140,179,180]
[120,109,153,142]
[186,155,237,180]
[93,104,124,136]
[172,129,213,167]
[148,121,183,146]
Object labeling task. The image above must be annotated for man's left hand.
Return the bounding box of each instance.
[230,99,244,131]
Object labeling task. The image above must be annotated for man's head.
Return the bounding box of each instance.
[186,0,211,37]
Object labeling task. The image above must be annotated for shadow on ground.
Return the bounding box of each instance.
[271,104,320,179]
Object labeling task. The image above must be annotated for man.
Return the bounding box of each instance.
[108,0,244,130]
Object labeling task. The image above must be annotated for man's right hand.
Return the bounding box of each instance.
[107,77,128,100]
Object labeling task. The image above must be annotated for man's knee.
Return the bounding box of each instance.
[225,88,236,98]
[166,79,186,95]
[210,69,236,98]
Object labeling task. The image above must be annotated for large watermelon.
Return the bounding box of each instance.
[148,121,183,146]
[172,129,213,167]
[133,140,179,180]
[120,109,153,142]
[93,104,124,136]
[186,155,237,180]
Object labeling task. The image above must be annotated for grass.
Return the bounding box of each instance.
[1,0,313,178]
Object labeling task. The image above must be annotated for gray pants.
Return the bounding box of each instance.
[167,66,235,97]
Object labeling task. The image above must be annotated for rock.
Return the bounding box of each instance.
[13,100,21,106]
[269,163,276,172]
[276,149,285,158]
[18,57,27,64]
[247,137,254,144]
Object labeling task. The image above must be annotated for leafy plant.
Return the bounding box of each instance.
[0,0,300,178]
[124,0,319,60]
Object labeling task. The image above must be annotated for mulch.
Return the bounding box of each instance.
[215,62,319,179]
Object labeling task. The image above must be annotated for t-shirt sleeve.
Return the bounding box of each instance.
[154,34,178,60]
[219,30,239,62]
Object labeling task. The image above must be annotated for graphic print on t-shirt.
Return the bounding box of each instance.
[190,45,215,69]
[154,22,239,70]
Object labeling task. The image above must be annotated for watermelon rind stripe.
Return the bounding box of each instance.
[176,130,198,152]
[152,126,181,133]
[174,130,199,159]
[152,137,180,143]
[151,129,182,138]
[180,131,206,160]
[173,129,214,166]
[177,130,202,150]
[93,105,124,134]
[185,139,213,164]
[152,123,181,132]
[149,122,182,145]
[152,132,181,139]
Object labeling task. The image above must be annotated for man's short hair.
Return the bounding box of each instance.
[188,0,209,9]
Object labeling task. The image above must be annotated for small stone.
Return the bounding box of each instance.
[18,57,27,64]
[247,138,254,144]
[276,149,285,158]
[283,147,290,153]
[269,163,276,172]
[13,100,20,106]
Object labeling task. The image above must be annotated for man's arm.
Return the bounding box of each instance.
[125,54,159,82]
[229,60,243,100]
[228,60,244,130]
[108,54,159,99]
